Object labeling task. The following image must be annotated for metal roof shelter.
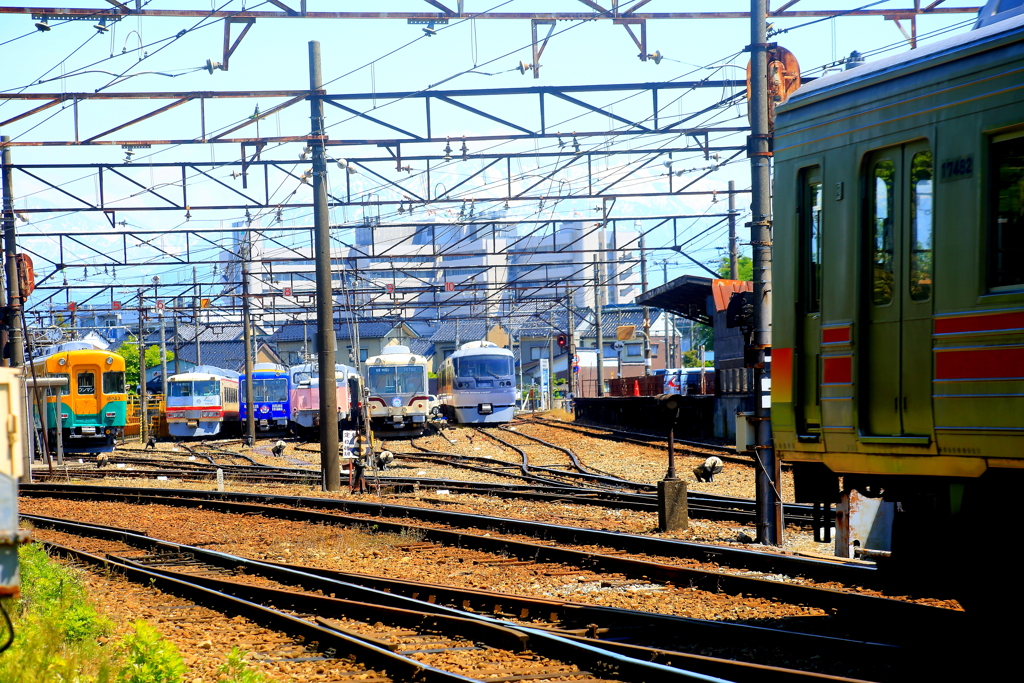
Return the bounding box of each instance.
[634,275,713,326]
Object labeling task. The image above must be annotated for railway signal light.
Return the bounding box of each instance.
[557,335,567,349]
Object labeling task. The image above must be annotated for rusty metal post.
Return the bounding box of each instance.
[310,40,340,491]
[659,406,687,531]
[2,137,23,373]
[749,0,781,545]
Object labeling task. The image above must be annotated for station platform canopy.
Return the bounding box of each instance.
[634,274,713,325]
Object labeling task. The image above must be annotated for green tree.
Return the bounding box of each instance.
[717,255,754,281]
[116,337,174,393]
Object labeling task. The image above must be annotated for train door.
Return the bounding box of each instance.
[862,143,934,437]
[798,167,823,433]
[76,364,100,419]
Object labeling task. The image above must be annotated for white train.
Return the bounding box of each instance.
[166,365,241,438]
[288,362,363,435]
[363,345,431,436]
[436,341,516,423]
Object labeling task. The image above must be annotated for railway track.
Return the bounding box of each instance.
[396,434,824,527]
[21,484,955,610]
[29,513,899,682]
[26,514,888,683]
[518,417,770,468]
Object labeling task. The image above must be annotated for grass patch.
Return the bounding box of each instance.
[0,544,276,683]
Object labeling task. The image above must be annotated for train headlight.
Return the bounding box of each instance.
[58,357,67,366]
[106,357,113,365]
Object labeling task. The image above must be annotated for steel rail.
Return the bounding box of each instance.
[20,484,957,609]
[29,514,893,682]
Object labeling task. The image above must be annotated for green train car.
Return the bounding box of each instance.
[772,7,1023,589]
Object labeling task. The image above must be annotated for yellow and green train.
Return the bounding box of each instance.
[772,5,1023,599]
[30,342,127,448]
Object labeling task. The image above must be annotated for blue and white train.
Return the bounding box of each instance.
[437,341,516,423]
[239,362,291,434]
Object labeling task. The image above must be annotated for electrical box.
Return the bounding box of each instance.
[735,411,755,452]
[0,367,25,598]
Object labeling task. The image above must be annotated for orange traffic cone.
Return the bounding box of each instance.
[633,379,641,397]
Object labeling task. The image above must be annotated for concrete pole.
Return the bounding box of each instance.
[749,0,782,545]
[729,179,739,280]
[157,283,168,396]
[241,227,256,447]
[566,295,576,399]
[309,40,340,491]
[640,229,651,376]
[138,288,147,445]
[193,269,202,366]
[2,137,23,371]
[593,255,604,397]
[2,136,30,482]
[172,314,181,376]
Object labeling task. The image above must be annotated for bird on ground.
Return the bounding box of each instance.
[271,440,287,457]
[693,455,724,482]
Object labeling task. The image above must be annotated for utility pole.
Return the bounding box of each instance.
[2,136,23,372]
[240,222,256,447]
[640,229,651,376]
[172,313,181,375]
[593,255,604,397]
[137,288,147,445]
[663,262,677,368]
[729,179,739,280]
[749,0,782,545]
[3,135,30,483]
[155,277,168,396]
[310,40,341,491]
[193,268,202,366]
[566,293,576,399]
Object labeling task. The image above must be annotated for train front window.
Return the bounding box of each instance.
[990,133,1024,290]
[871,160,897,305]
[456,356,513,378]
[253,379,288,403]
[194,380,220,396]
[102,371,125,394]
[397,366,424,393]
[77,372,95,395]
[910,151,934,301]
[169,382,192,397]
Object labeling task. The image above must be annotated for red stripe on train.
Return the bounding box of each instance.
[822,326,851,344]
[935,311,1024,335]
[935,347,1024,380]
[822,356,852,384]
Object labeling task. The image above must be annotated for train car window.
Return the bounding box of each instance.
[397,366,425,393]
[102,371,125,395]
[871,160,897,305]
[801,169,823,312]
[77,372,95,395]
[989,133,1024,290]
[225,387,238,404]
[910,151,934,301]
[50,373,70,396]
[253,379,288,402]
[169,382,192,397]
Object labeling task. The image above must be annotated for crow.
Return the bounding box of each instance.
[693,456,724,482]
[271,440,287,457]
[145,435,157,450]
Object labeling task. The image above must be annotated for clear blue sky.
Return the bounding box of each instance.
[0,1,983,310]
